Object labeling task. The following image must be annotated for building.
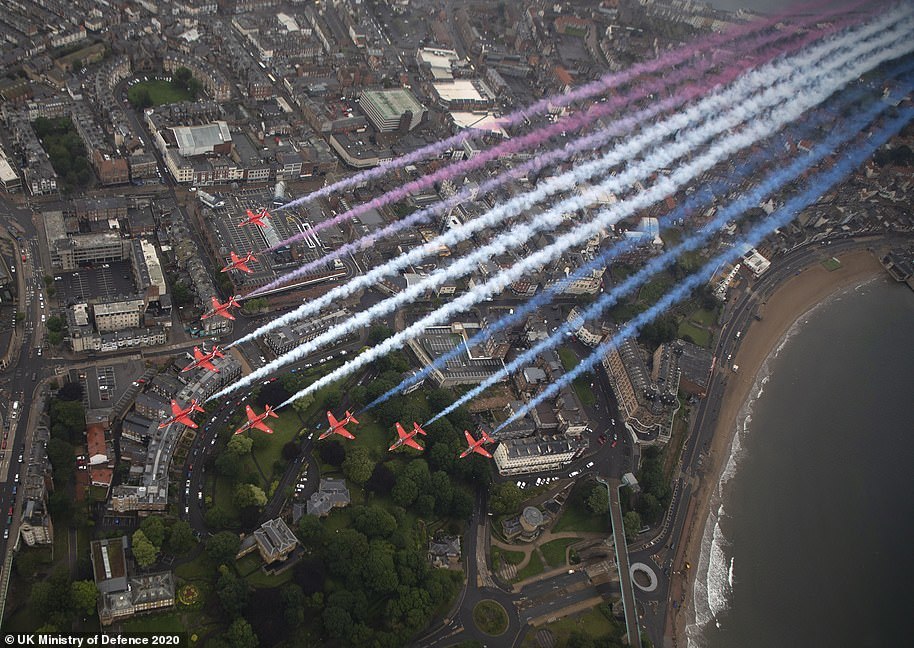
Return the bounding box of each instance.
[307,478,350,517]
[91,535,175,626]
[492,435,587,476]
[742,246,771,277]
[407,323,506,387]
[664,339,713,397]
[93,297,145,333]
[601,336,680,443]
[431,79,495,111]
[250,518,299,564]
[359,88,426,133]
[428,535,461,568]
[170,122,233,158]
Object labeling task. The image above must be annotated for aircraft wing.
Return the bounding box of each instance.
[464,430,476,446]
[176,414,198,429]
[170,401,183,416]
[395,422,408,440]
[472,444,492,458]
[252,420,274,434]
[334,426,356,440]
[327,412,340,428]
[245,405,257,422]
[403,436,424,451]
[236,260,252,273]
[220,309,235,321]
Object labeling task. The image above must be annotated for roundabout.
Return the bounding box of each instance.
[630,562,659,592]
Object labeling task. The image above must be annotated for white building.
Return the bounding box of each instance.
[359,89,426,133]
[493,435,587,476]
[93,298,145,333]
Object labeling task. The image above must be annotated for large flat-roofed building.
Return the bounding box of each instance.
[91,536,175,625]
[264,309,352,355]
[93,297,145,333]
[171,122,232,157]
[0,144,20,192]
[131,239,167,302]
[493,435,588,476]
[359,88,427,132]
[431,79,495,111]
[602,336,680,443]
[44,210,131,271]
[407,323,506,387]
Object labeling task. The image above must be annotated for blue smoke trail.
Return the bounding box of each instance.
[495,106,914,433]
[364,79,879,413]
[427,78,913,426]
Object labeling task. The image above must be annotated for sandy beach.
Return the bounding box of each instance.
[667,247,885,646]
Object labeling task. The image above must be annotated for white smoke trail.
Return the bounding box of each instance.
[274,23,914,406]
[210,11,912,403]
[230,12,895,351]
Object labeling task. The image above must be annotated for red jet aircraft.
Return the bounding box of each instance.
[459,429,495,459]
[181,345,224,373]
[201,295,242,321]
[221,251,257,274]
[320,410,359,440]
[239,208,270,228]
[235,404,279,435]
[159,399,205,429]
[388,421,427,452]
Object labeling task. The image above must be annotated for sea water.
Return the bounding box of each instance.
[688,276,914,647]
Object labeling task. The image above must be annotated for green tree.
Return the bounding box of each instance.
[280,583,306,627]
[342,446,374,485]
[233,483,266,508]
[318,440,345,466]
[223,617,258,648]
[216,566,250,617]
[204,508,233,530]
[46,438,75,487]
[281,441,299,461]
[489,482,524,515]
[132,530,159,568]
[391,477,418,508]
[368,324,392,345]
[167,520,195,555]
[226,434,253,456]
[586,484,610,515]
[206,531,241,564]
[140,515,166,548]
[622,511,642,543]
[298,515,326,552]
[56,381,83,401]
[322,606,353,642]
[45,315,64,332]
[352,505,397,539]
[365,462,396,495]
[70,580,98,617]
[215,451,244,480]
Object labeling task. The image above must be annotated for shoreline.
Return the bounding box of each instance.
[668,247,885,646]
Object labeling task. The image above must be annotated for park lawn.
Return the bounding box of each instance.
[557,347,579,372]
[514,550,545,581]
[689,306,718,328]
[122,611,188,633]
[246,410,302,482]
[176,553,215,581]
[208,473,240,526]
[554,501,609,534]
[492,546,525,567]
[246,563,295,588]
[637,274,674,308]
[521,605,621,647]
[677,320,711,348]
[822,257,842,271]
[473,599,509,635]
[540,537,578,568]
[128,80,192,106]
[572,376,596,407]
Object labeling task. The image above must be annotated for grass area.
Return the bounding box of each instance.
[663,398,690,484]
[557,347,579,372]
[176,553,215,581]
[554,483,610,534]
[122,611,188,633]
[521,604,622,647]
[473,600,509,636]
[208,473,240,526]
[128,80,192,106]
[540,537,578,568]
[514,550,545,582]
[572,376,597,407]
[677,320,712,348]
[689,307,718,328]
[246,411,302,486]
[636,274,674,308]
[822,257,842,271]
[492,546,525,567]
